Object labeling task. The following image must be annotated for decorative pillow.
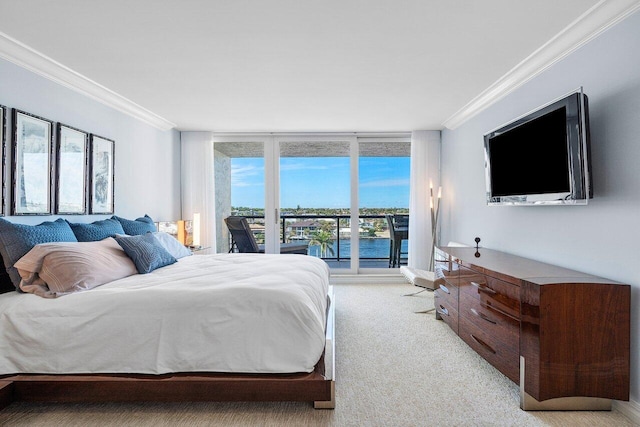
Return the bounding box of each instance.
[153,232,192,259]
[68,218,126,242]
[112,214,156,235]
[0,218,78,289]
[114,233,177,274]
[15,238,138,298]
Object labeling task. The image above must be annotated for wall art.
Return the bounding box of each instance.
[56,123,88,214]
[12,109,53,215]
[89,134,114,214]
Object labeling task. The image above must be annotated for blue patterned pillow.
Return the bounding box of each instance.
[68,218,125,242]
[114,233,176,274]
[0,218,78,289]
[112,215,156,235]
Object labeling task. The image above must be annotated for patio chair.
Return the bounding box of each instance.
[224,216,308,255]
[386,214,408,267]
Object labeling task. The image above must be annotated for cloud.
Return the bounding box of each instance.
[360,178,410,188]
[231,164,263,187]
[280,162,331,171]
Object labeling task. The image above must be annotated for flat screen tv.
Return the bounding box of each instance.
[484,88,592,206]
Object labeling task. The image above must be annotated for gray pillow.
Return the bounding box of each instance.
[15,238,138,298]
[0,218,78,289]
[153,232,192,259]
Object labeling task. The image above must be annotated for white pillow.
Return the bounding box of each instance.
[153,232,192,259]
[15,238,138,298]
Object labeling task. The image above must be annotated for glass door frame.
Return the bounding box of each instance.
[356,134,412,274]
[275,134,358,273]
[213,134,276,253]
[214,132,411,274]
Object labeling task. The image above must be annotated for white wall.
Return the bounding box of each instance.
[0,58,181,224]
[440,10,640,404]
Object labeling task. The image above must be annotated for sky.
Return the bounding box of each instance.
[231,156,410,209]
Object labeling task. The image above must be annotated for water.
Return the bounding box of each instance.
[302,238,407,259]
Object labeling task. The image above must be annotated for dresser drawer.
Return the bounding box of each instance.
[434,290,458,334]
[435,278,457,306]
[459,316,520,383]
[458,267,520,319]
[434,249,460,281]
[459,292,519,351]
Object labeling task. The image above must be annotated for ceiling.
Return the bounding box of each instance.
[0,0,622,132]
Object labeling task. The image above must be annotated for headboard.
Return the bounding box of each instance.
[0,254,14,293]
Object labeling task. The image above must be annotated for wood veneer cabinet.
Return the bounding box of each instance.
[434,246,630,410]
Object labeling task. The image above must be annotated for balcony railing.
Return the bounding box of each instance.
[233,214,406,264]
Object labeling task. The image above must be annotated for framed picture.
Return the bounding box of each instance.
[11,109,54,215]
[0,105,6,216]
[56,123,88,214]
[89,134,114,214]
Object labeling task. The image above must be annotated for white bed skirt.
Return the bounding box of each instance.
[0,253,330,376]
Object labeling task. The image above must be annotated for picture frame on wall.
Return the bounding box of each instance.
[0,105,6,216]
[12,109,54,215]
[56,123,88,214]
[89,134,114,214]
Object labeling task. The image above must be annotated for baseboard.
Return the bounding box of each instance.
[613,399,640,424]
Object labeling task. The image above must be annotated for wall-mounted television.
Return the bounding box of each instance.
[483,88,592,206]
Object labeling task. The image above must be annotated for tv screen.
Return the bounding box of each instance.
[484,89,591,205]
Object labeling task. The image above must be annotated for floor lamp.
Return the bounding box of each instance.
[429,185,441,271]
[401,184,441,312]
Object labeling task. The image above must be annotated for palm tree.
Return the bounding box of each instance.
[309,229,335,258]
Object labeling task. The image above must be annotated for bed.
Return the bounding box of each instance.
[0,245,335,410]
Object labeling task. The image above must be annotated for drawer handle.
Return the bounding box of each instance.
[470,281,497,295]
[470,334,496,354]
[436,305,449,317]
[439,284,450,294]
[470,308,497,325]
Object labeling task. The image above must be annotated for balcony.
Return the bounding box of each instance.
[228,214,408,269]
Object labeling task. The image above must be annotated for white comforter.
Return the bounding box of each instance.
[0,253,330,375]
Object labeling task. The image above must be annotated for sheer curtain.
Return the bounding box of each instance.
[408,130,441,271]
[181,131,216,249]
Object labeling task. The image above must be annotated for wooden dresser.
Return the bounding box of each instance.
[434,246,630,410]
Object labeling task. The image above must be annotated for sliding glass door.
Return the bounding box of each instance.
[278,137,353,270]
[213,138,265,254]
[214,133,411,273]
[358,137,411,271]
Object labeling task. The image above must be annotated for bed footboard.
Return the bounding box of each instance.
[314,286,335,409]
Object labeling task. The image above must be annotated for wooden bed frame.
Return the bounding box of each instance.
[0,277,335,411]
[0,368,335,410]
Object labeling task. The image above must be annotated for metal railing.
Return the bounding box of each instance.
[233,214,404,262]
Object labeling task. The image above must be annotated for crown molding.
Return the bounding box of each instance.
[442,0,640,130]
[0,31,176,131]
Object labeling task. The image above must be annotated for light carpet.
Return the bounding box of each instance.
[0,283,634,426]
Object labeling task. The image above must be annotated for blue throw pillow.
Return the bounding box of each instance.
[112,214,156,235]
[114,233,176,274]
[68,218,126,242]
[0,218,78,289]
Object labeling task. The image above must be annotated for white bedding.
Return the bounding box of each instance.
[0,253,330,375]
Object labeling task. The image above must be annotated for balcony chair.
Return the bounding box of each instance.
[224,216,308,255]
[386,214,408,267]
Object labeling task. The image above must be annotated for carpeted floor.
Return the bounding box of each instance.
[0,283,635,426]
